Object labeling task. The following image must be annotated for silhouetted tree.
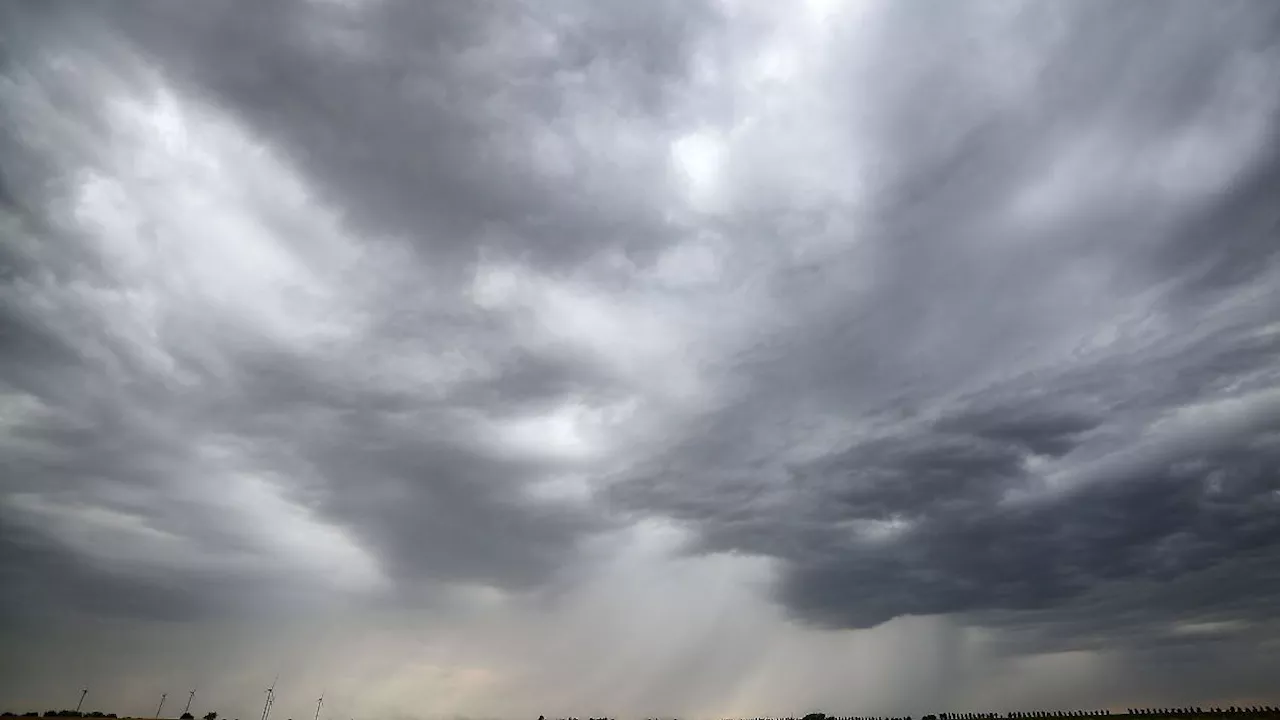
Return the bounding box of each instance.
[182,714,194,719]
[203,713,217,720]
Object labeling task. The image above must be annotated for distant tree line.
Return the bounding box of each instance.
[998,707,1111,712]
[0,711,228,719]
[1127,711,1279,717]
[689,708,1280,720]
[0,711,117,718]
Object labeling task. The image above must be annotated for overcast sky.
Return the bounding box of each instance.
[2,1,1280,718]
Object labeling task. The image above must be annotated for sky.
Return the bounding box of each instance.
[1,0,1279,718]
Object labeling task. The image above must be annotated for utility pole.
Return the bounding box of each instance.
[313,695,323,720]
[76,690,88,714]
[156,693,168,719]
[185,691,196,716]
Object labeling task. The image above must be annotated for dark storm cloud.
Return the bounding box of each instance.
[616,332,1280,642]
[779,401,1280,626]
[0,515,238,623]
[4,0,1280,695]
[93,0,720,272]
[1162,129,1280,296]
[0,0,712,624]
[608,0,1280,653]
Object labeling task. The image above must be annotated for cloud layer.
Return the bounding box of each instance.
[2,1,1280,718]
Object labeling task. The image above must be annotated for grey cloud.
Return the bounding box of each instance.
[94,0,719,273]
[784,415,1280,627]
[1161,132,1280,297]
[609,0,1280,655]
[4,0,1280,712]
[291,412,605,589]
[618,353,1280,637]
[0,1,646,625]
[0,511,242,624]
[0,280,606,621]
[932,404,1100,459]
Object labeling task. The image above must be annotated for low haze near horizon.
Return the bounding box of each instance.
[2,1,1279,718]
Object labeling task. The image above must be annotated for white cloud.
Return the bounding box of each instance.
[672,128,729,212]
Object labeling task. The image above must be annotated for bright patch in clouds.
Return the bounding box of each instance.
[672,128,728,211]
[491,398,633,462]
